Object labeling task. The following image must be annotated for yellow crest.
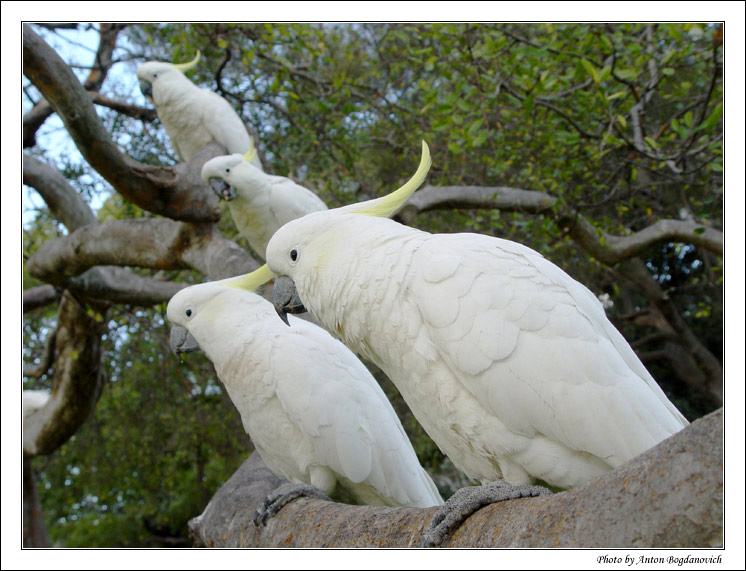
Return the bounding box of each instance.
[349,140,431,218]
[222,264,274,293]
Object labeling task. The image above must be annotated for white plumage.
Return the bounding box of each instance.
[136,52,259,164]
[201,149,327,260]
[166,269,442,508]
[266,152,688,490]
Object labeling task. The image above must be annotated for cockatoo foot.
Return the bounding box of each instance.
[420,482,552,547]
[253,482,332,527]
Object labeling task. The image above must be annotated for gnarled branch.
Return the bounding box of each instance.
[191,408,722,548]
[26,218,259,286]
[23,24,221,223]
[23,291,106,458]
[396,185,723,263]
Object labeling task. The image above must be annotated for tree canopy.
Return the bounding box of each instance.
[20,22,723,548]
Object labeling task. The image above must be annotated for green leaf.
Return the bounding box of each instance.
[644,136,658,149]
[616,114,627,128]
[471,132,488,148]
[693,227,706,234]
[614,68,638,80]
[581,58,599,83]
[467,118,484,136]
[697,101,723,132]
[606,91,626,101]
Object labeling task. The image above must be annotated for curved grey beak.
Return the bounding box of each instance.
[208,178,237,201]
[139,79,153,99]
[272,276,307,326]
[169,325,201,357]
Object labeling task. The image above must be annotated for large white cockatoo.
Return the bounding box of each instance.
[264,141,689,546]
[136,51,261,166]
[166,265,442,521]
[201,138,327,260]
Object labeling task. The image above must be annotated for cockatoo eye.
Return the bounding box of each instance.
[225,168,230,173]
[290,249,298,262]
[185,309,192,317]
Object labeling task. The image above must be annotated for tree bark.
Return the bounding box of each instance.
[396,184,723,261]
[23,291,106,458]
[190,408,723,548]
[23,24,222,223]
[23,459,50,547]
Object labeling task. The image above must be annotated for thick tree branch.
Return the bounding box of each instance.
[23,460,50,547]
[396,185,723,264]
[23,285,61,313]
[23,292,106,458]
[66,267,186,307]
[23,154,97,229]
[24,155,200,305]
[23,24,221,223]
[26,218,259,285]
[191,408,722,548]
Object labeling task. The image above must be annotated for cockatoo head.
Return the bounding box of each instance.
[200,138,260,201]
[167,265,274,355]
[266,141,431,325]
[136,51,201,101]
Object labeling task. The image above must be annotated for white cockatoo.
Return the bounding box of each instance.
[264,141,689,545]
[166,265,442,520]
[136,51,260,165]
[201,138,327,260]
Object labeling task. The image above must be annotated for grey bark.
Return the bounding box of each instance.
[396,184,723,262]
[23,459,50,547]
[190,408,723,548]
[23,24,222,223]
[23,291,106,458]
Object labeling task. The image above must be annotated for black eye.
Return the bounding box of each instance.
[185,309,192,317]
[225,168,230,173]
[290,249,298,262]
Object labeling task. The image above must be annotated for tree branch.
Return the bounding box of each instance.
[23,93,157,148]
[23,154,97,229]
[396,184,723,264]
[23,325,57,379]
[191,408,722,548]
[23,291,106,458]
[23,24,221,223]
[23,285,61,313]
[25,218,259,285]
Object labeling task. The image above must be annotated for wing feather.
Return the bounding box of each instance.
[409,232,687,470]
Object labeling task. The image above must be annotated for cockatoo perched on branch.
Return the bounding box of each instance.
[263,141,689,546]
[136,51,260,165]
[201,138,327,260]
[166,265,442,521]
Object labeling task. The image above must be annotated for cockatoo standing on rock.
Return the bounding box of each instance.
[263,141,689,547]
[201,138,327,260]
[167,265,442,524]
[136,51,261,166]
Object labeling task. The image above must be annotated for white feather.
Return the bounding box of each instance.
[136,61,258,163]
[266,212,689,490]
[201,155,327,260]
[166,281,442,508]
